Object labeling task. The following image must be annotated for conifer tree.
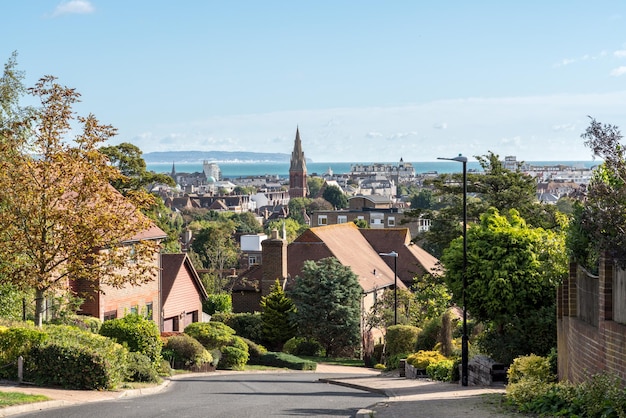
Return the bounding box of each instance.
[260,279,296,350]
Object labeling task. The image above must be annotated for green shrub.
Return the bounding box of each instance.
[27,325,128,390]
[406,350,446,369]
[203,294,232,314]
[507,354,554,384]
[211,312,264,343]
[219,336,249,370]
[426,359,455,382]
[415,317,441,351]
[126,351,160,383]
[282,337,324,356]
[49,315,101,333]
[386,325,420,357]
[242,337,268,364]
[184,321,236,350]
[0,326,47,379]
[164,334,213,369]
[99,314,162,362]
[258,352,317,370]
[385,353,408,371]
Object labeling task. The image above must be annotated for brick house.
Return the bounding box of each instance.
[232,222,440,350]
[557,257,626,385]
[161,253,209,332]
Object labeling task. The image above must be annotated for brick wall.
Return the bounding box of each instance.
[558,257,626,384]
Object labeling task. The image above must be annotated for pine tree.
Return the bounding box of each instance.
[260,280,296,350]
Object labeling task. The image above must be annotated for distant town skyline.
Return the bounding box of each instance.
[4,1,626,162]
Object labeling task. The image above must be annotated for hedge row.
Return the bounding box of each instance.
[258,352,317,370]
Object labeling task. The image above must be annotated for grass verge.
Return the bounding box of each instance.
[0,391,49,408]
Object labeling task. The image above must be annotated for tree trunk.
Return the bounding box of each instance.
[34,288,45,327]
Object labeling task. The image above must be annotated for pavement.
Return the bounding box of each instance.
[0,364,509,417]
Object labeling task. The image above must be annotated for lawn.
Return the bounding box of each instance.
[0,391,49,408]
[299,356,366,367]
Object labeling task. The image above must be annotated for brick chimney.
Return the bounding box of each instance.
[261,229,287,295]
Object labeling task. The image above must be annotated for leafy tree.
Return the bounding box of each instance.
[288,197,311,224]
[289,257,361,357]
[307,177,325,198]
[189,221,238,281]
[233,185,257,195]
[309,197,333,212]
[440,208,567,362]
[265,218,308,243]
[142,198,183,253]
[228,211,263,235]
[0,76,159,326]
[260,279,297,350]
[575,117,626,268]
[410,189,434,210]
[0,283,26,320]
[353,218,368,228]
[322,185,348,209]
[99,142,175,194]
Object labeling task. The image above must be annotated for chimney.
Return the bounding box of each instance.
[261,229,287,295]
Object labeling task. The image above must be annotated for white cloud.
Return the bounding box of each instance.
[615,50,626,58]
[366,132,384,138]
[433,122,447,130]
[51,0,95,17]
[610,66,626,77]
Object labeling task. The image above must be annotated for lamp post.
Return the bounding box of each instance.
[438,154,468,387]
[379,251,398,325]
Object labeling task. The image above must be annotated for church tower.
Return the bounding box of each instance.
[289,127,308,198]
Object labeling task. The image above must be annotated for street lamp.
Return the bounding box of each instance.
[438,154,469,387]
[379,251,398,325]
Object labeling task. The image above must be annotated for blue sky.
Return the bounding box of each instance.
[4,1,626,162]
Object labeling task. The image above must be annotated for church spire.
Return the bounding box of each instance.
[289,127,308,198]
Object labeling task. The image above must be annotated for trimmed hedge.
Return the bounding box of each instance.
[126,351,160,383]
[163,334,213,369]
[386,325,420,357]
[99,314,162,362]
[0,326,47,380]
[27,325,128,390]
[184,321,235,350]
[258,352,317,371]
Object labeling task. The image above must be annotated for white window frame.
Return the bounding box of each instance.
[318,215,328,226]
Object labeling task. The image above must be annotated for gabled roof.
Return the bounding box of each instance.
[161,253,209,301]
[360,228,441,284]
[289,223,405,292]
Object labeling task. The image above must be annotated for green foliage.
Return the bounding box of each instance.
[98,314,162,362]
[415,317,442,351]
[352,218,368,228]
[260,280,297,350]
[441,208,566,334]
[385,353,408,371]
[258,352,317,370]
[203,293,232,315]
[265,217,308,243]
[566,200,600,274]
[290,257,362,357]
[0,326,47,379]
[27,325,128,390]
[385,325,420,357]
[184,321,236,349]
[307,177,325,198]
[219,336,249,370]
[241,337,267,364]
[426,359,456,382]
[579,118,626,268]
[406,350,447,369]
[410,189,434,210]
[126,351,160,383]
[477,304,556,365]
[0,283,26,320]
[287,197,312,225]
[49,314,101,333]
[322,185,348,209]
[189,221,239,276]
[211,312,263,342]
[507,354,555,384]
[282,337,324,357]
[163,334,213,369]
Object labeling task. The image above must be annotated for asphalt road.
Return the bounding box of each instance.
[13,372,385,418]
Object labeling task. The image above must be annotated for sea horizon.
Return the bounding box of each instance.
[149,160,601,179]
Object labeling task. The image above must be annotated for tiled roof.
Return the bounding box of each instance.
[289,223,405,292]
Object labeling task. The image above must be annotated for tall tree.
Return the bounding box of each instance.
[322,185,348,209]
[189,221,238,281]
[307,177,324,198]
[0,76,159,326]
[440,208,567,363]
[289,257,361,357]
[260,279,297,350]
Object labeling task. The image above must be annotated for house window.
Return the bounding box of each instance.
[145,302,153,320]
[172,316,180,332]
[104,310,117,321]
[249,255,258,265]
[388,217,396,227]
[337,215,347,224]
[318,215,328,226]
[130,305,139,315]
